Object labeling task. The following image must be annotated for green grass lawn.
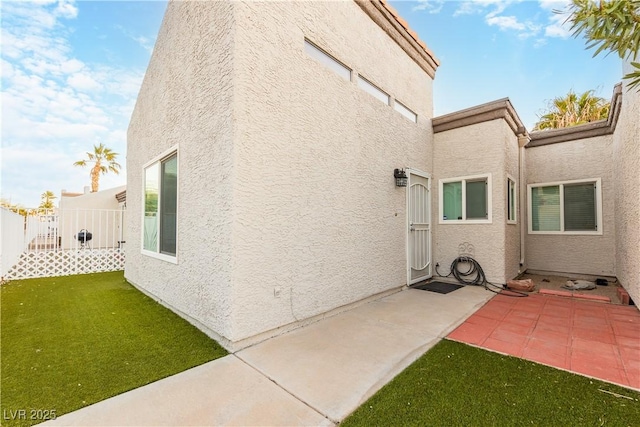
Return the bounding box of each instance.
[343,339,640,427]
[1,271,227,427]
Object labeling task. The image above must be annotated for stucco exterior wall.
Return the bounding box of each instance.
[613,60,640,304]
[504,135,521,281]
[125,0,237,341]
[228,0,434,341]
[525,135,615,276]
[433,118,518,284]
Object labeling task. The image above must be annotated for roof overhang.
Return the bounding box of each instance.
[432,98,527,136]
[527,83,622,147]
[355,0,440,79]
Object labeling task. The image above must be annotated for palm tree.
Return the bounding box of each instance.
[38,190,57,212]
[533,89,610,131]
[74,143,122,193]
[565,0,640,91]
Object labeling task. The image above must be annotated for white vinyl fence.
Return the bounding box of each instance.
[1,207,27,277]
[1,209,126,281]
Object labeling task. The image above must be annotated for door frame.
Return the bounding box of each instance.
[406,168,432,285]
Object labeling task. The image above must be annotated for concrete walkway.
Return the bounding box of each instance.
[45,286,492,426]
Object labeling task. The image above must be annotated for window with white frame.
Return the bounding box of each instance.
[357,75,389,105]
[394,100,417,123]
[439,174,492,223]
[143,150,178,260]
[528,178,602,234]
[304,39,351,81]
[507,177,517,224]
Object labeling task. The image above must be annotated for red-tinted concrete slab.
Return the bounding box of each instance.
[522,341,569,369]
[617,335,640,350]
[475,307,509,321]
[534,319,571,335]
[494,320,535,335]
[448,322,491,345]
[447,293,640,390]
[530,328,570,346]
[489,327,529,346]
[483,337,524,357]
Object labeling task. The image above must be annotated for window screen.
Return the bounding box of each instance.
[564,183,596,231]
[531,186,561,231]
[160,154,178,255]
[466,180,487,219]
[443,181,462,220]
[143,151,178,258]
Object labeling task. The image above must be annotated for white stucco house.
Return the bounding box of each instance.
[126,0,639,351]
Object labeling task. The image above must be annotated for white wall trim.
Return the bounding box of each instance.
[527,177,603,235]
[141,144,180,263]
[438,173,492,224]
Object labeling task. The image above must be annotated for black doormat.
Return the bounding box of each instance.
[412,281,463,294]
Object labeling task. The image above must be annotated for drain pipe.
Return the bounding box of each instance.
[517,131,530,272]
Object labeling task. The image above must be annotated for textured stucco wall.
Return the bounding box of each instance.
[613,60,640,304]
[433,119,517,284]
[525,135,615,276]
[126,0,237,341]
[127,0,436,346]
[227,0,434,341]
[504,135,521,281]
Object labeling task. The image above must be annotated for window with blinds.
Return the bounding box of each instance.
[528,179,601,234]
[564,183,596,231]
[439,174,492,223]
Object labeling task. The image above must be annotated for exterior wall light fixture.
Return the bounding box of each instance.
[394,168,408,187]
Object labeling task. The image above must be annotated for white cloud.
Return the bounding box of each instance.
[538,0,570,11]
[413,0,445,14]
[60,58,84,74]
[538,0,572,38]
[55,0,78,19]
[452,0,572,42]
[534,38,548,48]
[67,72,102,92]
[544,11,571,38]
[486,15,526,31]
[454,0,511,17]
[1,0,146,207]
[115,24,156,53]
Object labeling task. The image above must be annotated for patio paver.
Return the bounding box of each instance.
[448,293,640,390]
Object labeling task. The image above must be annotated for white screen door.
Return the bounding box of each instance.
[408,171,431,284]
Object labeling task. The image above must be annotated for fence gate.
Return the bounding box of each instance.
[2,209,126,281]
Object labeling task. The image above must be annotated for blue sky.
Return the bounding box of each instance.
[1,0,623,208]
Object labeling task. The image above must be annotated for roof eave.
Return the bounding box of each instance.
[527,83,623,147]
[354,0,439,79]
[432,98,527,136]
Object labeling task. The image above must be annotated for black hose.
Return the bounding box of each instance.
[436,256,528,298]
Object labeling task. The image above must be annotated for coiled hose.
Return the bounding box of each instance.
[435,256,528,297]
